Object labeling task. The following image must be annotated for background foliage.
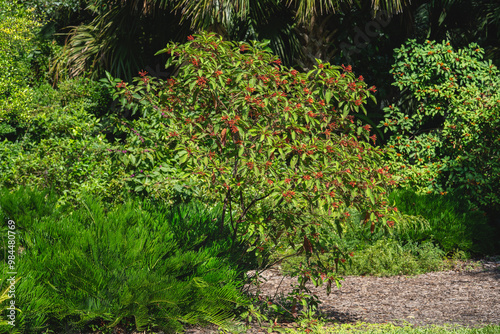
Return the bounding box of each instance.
[0,1,41,138]
[380,40,500,212]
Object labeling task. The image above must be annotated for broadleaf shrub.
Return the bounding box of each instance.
[109,32,400,297]
[380,40,500,211]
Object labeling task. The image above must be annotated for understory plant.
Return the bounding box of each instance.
[389,189,498,255]
[380,40,500,212]
[108,32,401,308]
[0,187,247,333]
[277,186,499,277]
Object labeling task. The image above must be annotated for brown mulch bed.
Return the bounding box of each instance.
[245,261,500,326]
[247,260,500,325]
[184,259,500,333]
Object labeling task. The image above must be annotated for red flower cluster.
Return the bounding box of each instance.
[190,58,200,66]
[196,76,207,86]
[342,64,352,72]
[221,115,241,133]
[307,110,317,117]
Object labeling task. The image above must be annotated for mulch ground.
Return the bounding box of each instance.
[184,258,500,333]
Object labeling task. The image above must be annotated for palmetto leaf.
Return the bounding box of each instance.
[51,0,410,80]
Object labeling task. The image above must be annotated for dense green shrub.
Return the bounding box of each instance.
[0,0,41,137]
[0,187,248,333]
[380,40,500,211]
[0,0,127,206]
[0,73,193,205]
[0,7,190,204]
[1,77,111,142]
[0,77,132,205]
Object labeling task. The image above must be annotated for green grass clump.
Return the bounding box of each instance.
[339,239,448,276]
[0,187,249,333]
[389,189,498,256]
[279,237,450,277]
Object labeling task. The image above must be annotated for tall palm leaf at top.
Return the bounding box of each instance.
[168,0,411,69]
[168,0,409,26]
[413,0,500,64]
[51,0,410,82]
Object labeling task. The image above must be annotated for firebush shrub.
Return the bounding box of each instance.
[109,32,400,297]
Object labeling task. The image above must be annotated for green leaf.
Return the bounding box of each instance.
[366,188,375,205]
[342,104,350,118]
[325,90,332,105]
[179,153,189,164]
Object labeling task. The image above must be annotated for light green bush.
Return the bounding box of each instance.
[0,0,41,136]
[0,78,125,205]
